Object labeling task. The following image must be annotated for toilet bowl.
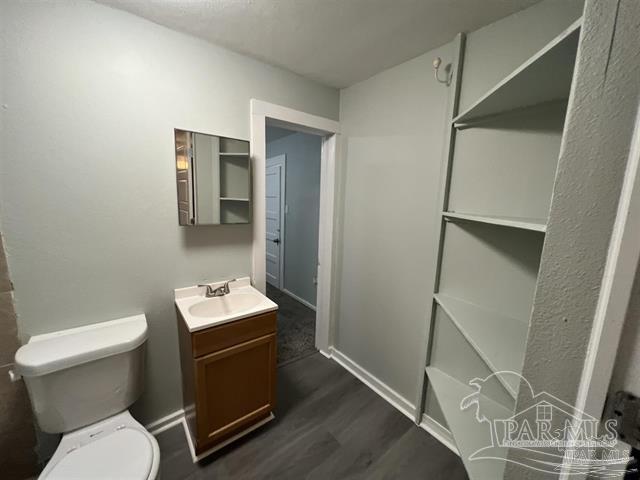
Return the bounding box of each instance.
[14,314,159,480]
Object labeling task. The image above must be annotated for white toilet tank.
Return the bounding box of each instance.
[14,314,148,434]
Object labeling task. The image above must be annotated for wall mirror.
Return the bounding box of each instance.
[174,129,251,226]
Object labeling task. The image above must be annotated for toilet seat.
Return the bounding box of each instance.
[46,428,152,479]
[39,410,160,480]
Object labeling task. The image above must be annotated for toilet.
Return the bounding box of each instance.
[14,314,160,480]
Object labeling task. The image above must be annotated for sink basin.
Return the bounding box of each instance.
[189,292,263,318]
[174,278,278,332]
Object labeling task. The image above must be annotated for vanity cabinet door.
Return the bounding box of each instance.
[194,333,277,448]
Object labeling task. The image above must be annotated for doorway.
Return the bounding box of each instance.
[265,127,322,365]
[250,99,340,357]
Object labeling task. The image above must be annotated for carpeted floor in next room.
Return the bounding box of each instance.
[266,284,317,366]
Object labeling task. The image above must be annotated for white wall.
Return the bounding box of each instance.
[335,0,584,408]
[266,127,321,307]
[336,43,452,402]
[0,0,338,424]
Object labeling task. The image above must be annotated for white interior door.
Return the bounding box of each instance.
[265,155,286,288]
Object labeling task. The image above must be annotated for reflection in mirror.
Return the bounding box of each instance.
[174,129,251,226]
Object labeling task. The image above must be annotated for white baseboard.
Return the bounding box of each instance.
[328,347,459,457]
[329,347,415,420]
[145,408,185,436]
[420,414,459,456]
[282,288,316,311]
[318,348,332,359]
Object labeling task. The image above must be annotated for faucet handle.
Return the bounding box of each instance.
[197,283,215,296]
[223,278,237,294]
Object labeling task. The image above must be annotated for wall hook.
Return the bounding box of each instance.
[433,57,452,86]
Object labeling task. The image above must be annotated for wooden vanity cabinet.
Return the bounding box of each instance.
[177,310,277,455]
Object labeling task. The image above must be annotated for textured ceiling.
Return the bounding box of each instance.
[97,0,540,88]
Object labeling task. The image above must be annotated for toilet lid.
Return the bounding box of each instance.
[46,428,154,480]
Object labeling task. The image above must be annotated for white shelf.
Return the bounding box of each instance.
[220,197,250,202]
[443,212,546,232]
[434,293,528,398]
[426,367,511,480]
[453,19,581,126]
[219,152,249,157]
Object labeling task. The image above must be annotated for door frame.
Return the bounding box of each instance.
[265,154,287,290]
[250,99,340,355]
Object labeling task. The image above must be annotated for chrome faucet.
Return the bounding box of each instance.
[198,279,237,298]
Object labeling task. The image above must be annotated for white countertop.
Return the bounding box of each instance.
[175,277,278,332]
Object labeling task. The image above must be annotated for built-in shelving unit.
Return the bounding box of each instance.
[453,19,581,127]
[434,294,528,397]
[219,140,251,223]
[427,367,511,480]
[417,18,582,480]
[443,212,546,232]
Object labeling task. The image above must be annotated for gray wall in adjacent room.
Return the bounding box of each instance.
[266,127,322,307]
[0,0,338,426]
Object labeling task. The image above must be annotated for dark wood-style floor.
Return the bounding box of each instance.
[157,353,468,479]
